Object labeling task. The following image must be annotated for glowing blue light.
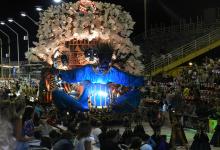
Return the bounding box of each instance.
[97,91,108,97]
[88,83,110,108]
[95,78,107,84]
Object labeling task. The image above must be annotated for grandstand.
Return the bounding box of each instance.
[133,16,220,76]
[134,20,220,63]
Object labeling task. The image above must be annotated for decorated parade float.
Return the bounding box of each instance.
[26,0,145,112]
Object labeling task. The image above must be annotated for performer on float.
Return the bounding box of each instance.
[52,43,144,112]
[26,0,146,112]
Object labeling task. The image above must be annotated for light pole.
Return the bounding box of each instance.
[0,21,20,68]
[0,29,11,77]
[8,18,30,64]
[0,38,2,78]
[20,12,38,26]
[0,29,11,63]
[144,0,147,38]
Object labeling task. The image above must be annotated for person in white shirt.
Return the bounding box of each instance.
[0,116,16,150]
[74,121,94,150]
[140,144,152,150]
[91,121,102,144]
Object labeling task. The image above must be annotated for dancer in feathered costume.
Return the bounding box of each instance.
[169,110,188,149]
[210,119,220,147]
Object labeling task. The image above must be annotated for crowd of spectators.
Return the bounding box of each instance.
[143,58,220,120]
[0,57,220,150]
[0,99,170,150]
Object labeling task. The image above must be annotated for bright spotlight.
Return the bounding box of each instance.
[8,18,14,22]
[53,0,62,3]
[35,6,43,11]
[0,21,5,25]
[189,62,193,66]
[20,12,26,17]
[97,91,108,97]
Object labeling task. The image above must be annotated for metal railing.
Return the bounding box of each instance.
[0,61,43,79]
[148,22,220,36]
[19,73,41,80]
[133,20,220,43]
[146,28,220,74]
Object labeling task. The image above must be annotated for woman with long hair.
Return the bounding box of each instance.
[22,106,35,137]
[74,121,93,150]
[0,98,35,150]
[0,115,16,150]
[15,106,35,150]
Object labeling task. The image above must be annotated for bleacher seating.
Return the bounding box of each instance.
[133,21,220,63]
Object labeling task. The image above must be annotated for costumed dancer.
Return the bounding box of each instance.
[190,99,212,150]
[190,124,211,150]
[210,118,220,147]
[148,108,165,148]
[169,109,188,149]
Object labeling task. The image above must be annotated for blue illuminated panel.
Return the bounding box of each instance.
[88,83,110,108]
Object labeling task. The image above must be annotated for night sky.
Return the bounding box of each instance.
[0,0,219,61]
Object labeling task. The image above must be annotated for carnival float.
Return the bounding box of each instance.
[26,0,145,112]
